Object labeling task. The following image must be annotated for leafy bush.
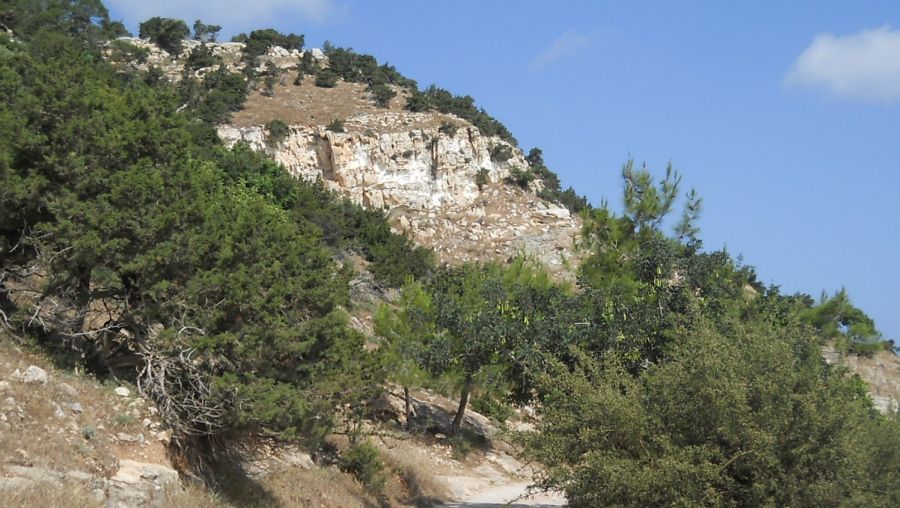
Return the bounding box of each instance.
[192,19,221,43]
[184,43,220,71]
[234,28,304,61]
[505,166,534,188]
[266,119,290,145]
[138,16,189,55]
[489,143,513,163]
[439,122,458,137]
[405,85,516,144]
[340,441,386,492]
[475,168,489,190]
[326,118,345,133]
[322,44,417,89]
[368,83,396,108]
[108,39,149,63]
[315,68,338,88]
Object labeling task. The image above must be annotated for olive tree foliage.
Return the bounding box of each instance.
[138,16,189,55]
[522,314,899,507]
[374,278,434,429]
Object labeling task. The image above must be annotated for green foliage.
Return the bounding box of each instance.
[0,26,396,447]
[475,168,490,191]
[265,119,290,145]
[0,0,123,43]
[138,16,189,55]
[439,122,458,137]
[177,64,249,124]
[802,289,890,355]
[212,144,434,287]
[192,19,220,43]
[184,42,221,71]
[505,165,534,188]
[405,85,516,144]
[108,39,149,63]
[368,83,396,108]
[340,440,387,492]
[528,148,592,214]
[326,118,345,133]
[236,28,303,61]
[322,43,416,89]
[374,280,432,387]
[522,318,897,507]
[314,68,338,88]
[489,143,513,163]
[293,50,319,85]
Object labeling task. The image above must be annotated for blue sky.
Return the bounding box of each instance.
[107,1,900,341]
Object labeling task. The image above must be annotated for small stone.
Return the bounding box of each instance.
[22,365,48,384]
[0,380,10,392]
[55,382,78,399]
[156,429,173,444]
[63,402,83,414]
[114,386,130,397]
[142,418,151,427]
[1,397,16,411]
[50,401,66,419]
[115,432,144,443]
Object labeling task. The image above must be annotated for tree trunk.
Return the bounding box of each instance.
[403,386,412,430]
[451,379,471,436]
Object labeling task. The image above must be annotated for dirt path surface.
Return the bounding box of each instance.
[442,481,566,507]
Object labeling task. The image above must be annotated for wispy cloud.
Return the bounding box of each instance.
[106,0,343,34]
[785,26,900,102]
[530,31,591,70]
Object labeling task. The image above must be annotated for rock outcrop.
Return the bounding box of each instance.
[219,113,582,276]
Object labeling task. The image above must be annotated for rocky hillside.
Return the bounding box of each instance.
[107,37,583,278]
[219,116,581,275]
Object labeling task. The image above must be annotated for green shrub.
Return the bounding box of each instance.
[340,441,386,492]
[470,395,514,423]
[266,119,290,145]
[439,122,458,137]
[185,43,220,71]
[405,85,516,145]
[315,68,339,88]
[475,168,490,190]
[108,39,149,63]
[326,118,345,133]
[235,29,304,61]
[368,83,396,108]
[505,165,534,188]
[138,17,189,55]
[489,143,513,163]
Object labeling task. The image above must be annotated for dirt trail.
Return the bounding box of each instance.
[442,480,566,507]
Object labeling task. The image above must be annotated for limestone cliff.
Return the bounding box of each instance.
[218,113,582,276]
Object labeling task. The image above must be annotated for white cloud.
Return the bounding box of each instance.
[785,26,900,102]
[530,31,591,70]
[106,0,342,35]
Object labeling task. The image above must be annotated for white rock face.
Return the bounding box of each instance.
[221,114,517,211]
[219,113,582,275]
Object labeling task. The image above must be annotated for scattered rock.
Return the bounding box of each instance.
[55,382,78,399]
[155,429,173,445]
[114,386,131,397]
[50,400,66,419]
[116,432,144,443]
[4,465,64,487]
[107,460,181,508]
[1,396,17,411]
[0,477,35,490]
[62,401,84,414]
[0,380,10,392]
[22,365,48,384]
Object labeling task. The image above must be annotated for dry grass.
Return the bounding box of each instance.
[379,438,452,505]
[3,479,104,508]
[231,74,408,128]
[230,74,461,135]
